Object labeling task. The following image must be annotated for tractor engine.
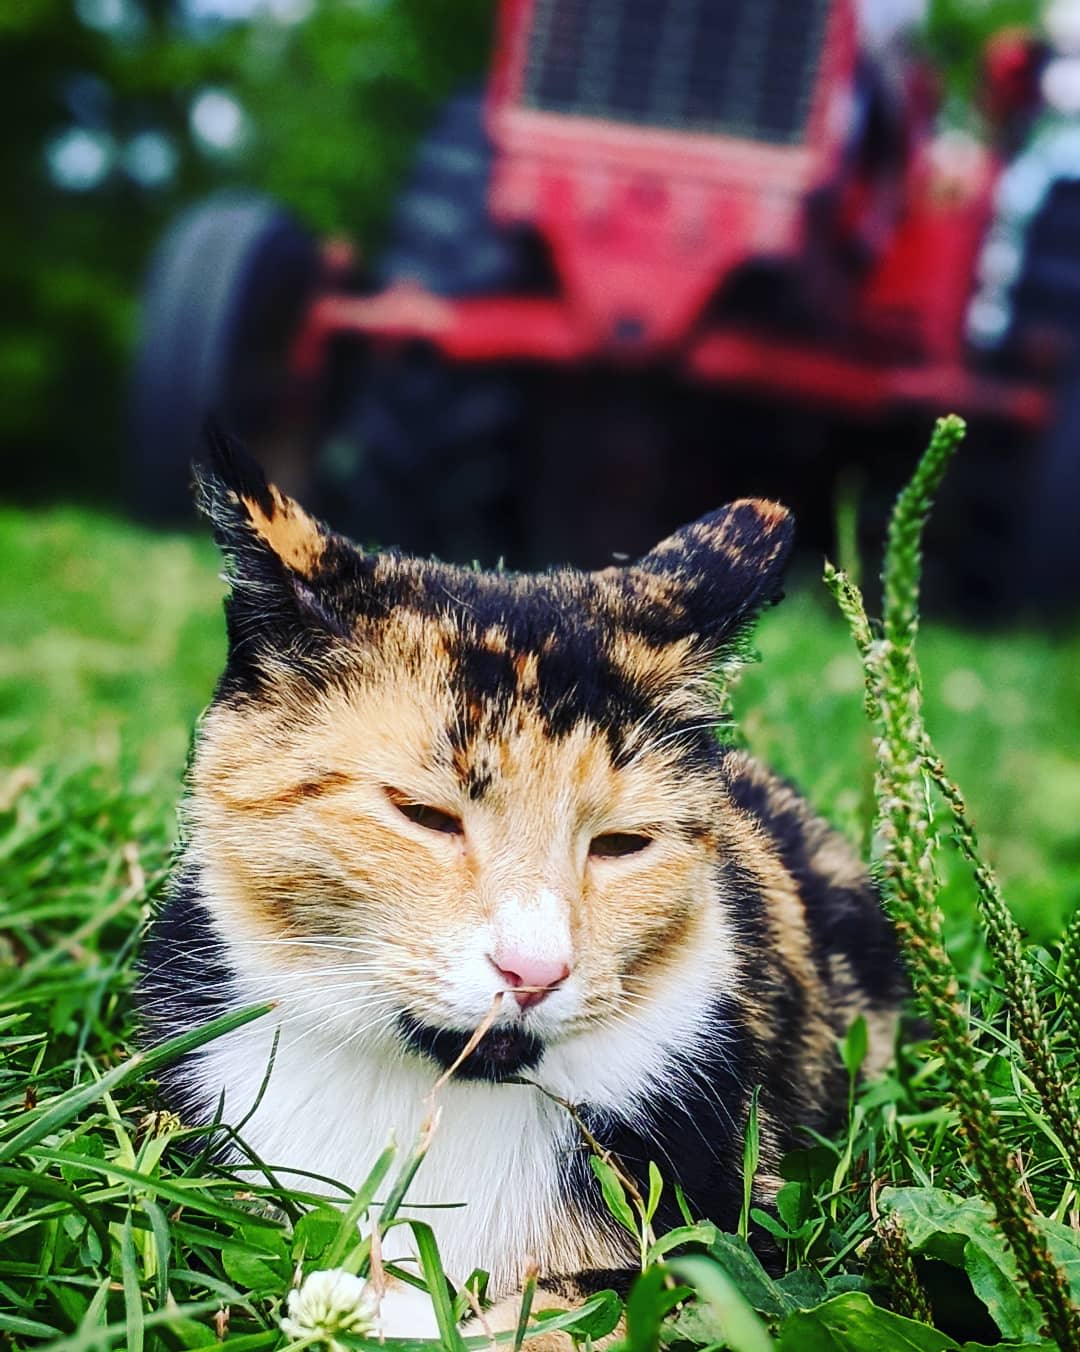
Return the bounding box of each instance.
[487,0,869,354]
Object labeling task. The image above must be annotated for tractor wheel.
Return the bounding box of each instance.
[333,92,531,563]
[1008,179,1080,610]
[131,192,320,520]
[944,174,1080,614]
[1017,359,1080,607]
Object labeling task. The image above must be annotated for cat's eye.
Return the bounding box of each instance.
[386,788,463,837]
[589,832,653,859]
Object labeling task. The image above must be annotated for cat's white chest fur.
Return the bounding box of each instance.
[193,1015,580,1296]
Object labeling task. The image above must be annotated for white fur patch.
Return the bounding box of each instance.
[188,897,734,1297]
[193,1000,577,1294]
[377,1283,441,1340]
[491,887,573,971]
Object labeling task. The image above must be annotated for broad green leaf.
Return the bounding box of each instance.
[707,1231,792,1318]
[775,1292,960,1351]
[880,1187,1041,1341]
[669,1254,774,1352]
[648,1221,719,1262]
[840,1016,868,1081]
[221,1220,291,1292]
[519,1290,623,1340]
[773,1267,830,1309]
[1039,1213,1080,1306]
[646,1160,664,1225]
[533,1288,622,1340]
[590,1156,637,1236]
[776,1180,808,1234]
[780,1146,835,1191]
[626,1265,676,1352]
[292,1205,344,1264]
[663,1303,730,1348]
[751,1206,801,1243]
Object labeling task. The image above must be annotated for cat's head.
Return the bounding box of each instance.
[184,434,793,1084]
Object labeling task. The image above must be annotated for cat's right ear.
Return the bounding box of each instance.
[621,498,794,652]
[193,425,367,676]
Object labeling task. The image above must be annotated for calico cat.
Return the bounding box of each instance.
[139,437,903,1337]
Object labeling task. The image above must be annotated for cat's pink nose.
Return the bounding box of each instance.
[490,951,571,1009]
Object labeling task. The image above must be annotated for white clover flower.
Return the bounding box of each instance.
[280,1268,381,1350]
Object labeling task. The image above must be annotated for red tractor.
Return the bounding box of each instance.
[133,0,1080,608]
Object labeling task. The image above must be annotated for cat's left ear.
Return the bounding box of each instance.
[624,499,794,648]
[194,425,364,664]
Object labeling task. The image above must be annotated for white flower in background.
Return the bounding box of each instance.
[280,1269,381,1350]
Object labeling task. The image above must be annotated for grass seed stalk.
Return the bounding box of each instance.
[826,414,1080,1349]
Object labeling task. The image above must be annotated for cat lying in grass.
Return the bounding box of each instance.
[139,434,903,1337]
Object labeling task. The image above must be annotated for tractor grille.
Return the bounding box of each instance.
[522,0,831,145]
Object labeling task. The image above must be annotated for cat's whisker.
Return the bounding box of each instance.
[302,1009,408,1072]
[647,720,723,753]
[267,1001,402,1057]
[270,964,392,979]
[242,935,402,952]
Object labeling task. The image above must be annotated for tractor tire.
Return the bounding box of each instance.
[335,92,529,563]
[1007,178,1080,611]
[948,172,1080,615]
[131,192,320,521]
[1019,359,1080,607]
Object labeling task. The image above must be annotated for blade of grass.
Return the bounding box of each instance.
[325,1141,397,1268]
[0,1002,273,1161]
[48,1300,225,1352]
[27,1148,285,1229]
[408,1220,468,1352]
[121,1212,145,1352]
[0,1165,111,1253]
[512,1267,537,1352]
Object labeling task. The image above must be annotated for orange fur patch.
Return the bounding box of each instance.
[240,485,325,577]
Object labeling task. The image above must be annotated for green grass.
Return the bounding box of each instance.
[3,503,1080,1351]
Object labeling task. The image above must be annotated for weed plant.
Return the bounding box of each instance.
[3,437,1080,1351]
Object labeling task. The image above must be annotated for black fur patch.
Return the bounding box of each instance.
[397,1014,544,1080]
[538,1269,636,1300]
[200,420,275,517]
[442,624,718,778]
[629,500,794,645]
[568,995,753,1236]
[137,875,239,1120]
[722,759,905,1008]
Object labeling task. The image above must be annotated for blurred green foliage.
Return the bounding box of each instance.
[927,0,1041,100]
[3,0,1046,509]
[2,0,494,505]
